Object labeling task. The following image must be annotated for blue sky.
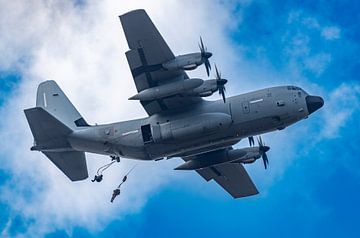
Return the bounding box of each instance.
[0,1,359,237]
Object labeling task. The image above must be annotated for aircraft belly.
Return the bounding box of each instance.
[68,136,108,155]
[146,134,241,159]
[120,145,151,160]
[234,116,282,136]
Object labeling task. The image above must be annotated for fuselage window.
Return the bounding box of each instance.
[287,86,301,90]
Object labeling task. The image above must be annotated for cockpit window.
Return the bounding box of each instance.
[287,86,301,90]
[300,88,308,95]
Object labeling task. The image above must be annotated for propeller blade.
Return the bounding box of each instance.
[262,152,269,170]
[207,59,212,70]
[200,36,205,53]
[221,89,226,103]
[248,136,254,146]
[257,135,264,147]
[199,37,213,76]
[215,64,220,79]
[214,64,228,103]
[262,156,267,169]
[257,136,270,169]
[205,59,210,76]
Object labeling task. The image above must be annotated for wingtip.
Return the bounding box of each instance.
[119,9,147,18]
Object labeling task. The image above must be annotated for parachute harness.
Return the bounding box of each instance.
[110,164,137,203]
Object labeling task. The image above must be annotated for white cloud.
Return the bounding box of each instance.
[320,83,360,138]
[0,0,247,237]
[0,218,12,238]
[282,11,342,79]
[303,53,332,76]
[321,26,341,40]
[288,11,341,41]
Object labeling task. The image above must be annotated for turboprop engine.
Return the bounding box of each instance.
[162,37,213,76]
[184,65,228,103]
[162,53,205,71]
[128,78,221,101]
[175,143,270,170]
[129,78,205,101]
[183,79,218,97]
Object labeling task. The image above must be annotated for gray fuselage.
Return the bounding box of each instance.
[68,85,317,160]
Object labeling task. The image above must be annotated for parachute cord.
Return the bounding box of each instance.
[117,164,138,189]
[96,160,116,176]
[110,164,138,202]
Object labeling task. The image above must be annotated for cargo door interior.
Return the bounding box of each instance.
[141,124,153,144]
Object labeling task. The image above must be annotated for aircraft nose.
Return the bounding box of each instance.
[306,95,324,115]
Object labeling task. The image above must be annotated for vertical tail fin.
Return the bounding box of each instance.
[36,80,89,130]
[24,107,73,149]
[24,81,89,181]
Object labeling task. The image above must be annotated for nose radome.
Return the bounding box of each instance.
[306,95,324,115]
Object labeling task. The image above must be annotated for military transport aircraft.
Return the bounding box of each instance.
[24,9,324,198]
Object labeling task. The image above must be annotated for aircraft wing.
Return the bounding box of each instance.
[196,163,259,198]
[120,9,202,115]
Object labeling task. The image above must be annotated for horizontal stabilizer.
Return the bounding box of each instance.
[43,151,88,181]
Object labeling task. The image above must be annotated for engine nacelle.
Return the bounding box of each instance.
[175,147,263,170]
[230,148,262,164]
[129,78,219,101]
[129,78,204,101]
[241,158,257,164]
[162,53,203,71]
[184,79,218,97]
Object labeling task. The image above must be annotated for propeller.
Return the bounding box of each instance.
[257,136,270,169]
[248,136,255,146]
[214,64,228,103]
[199,37,212,76]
